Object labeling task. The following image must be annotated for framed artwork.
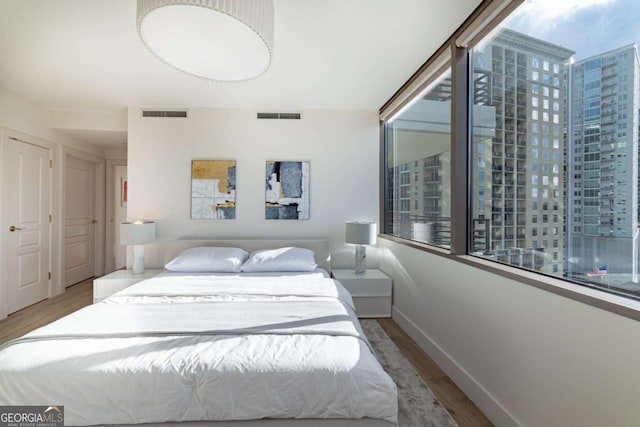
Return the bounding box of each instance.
[265,160,310,220]
[191,160,236,219]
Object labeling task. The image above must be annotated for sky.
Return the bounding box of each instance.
[503,0,640,61]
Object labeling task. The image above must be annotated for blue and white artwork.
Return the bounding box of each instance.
[265,161,310,220]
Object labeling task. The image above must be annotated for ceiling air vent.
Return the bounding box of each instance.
[142,109,188,118]
[257,112,302,120]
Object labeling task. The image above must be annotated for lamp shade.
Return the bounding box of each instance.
[120,221,156,245]
[137,0,274,82]
[345,221,377,245]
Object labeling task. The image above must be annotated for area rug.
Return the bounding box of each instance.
[361,320,459,427]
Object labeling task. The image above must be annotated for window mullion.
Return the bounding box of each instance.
[451,44,470,255]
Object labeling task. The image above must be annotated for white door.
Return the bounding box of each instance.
[64,157,96,287]
[6,138,51,313]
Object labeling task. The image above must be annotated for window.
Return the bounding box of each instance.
[466,0,640,301]
[384,69,452,248]
[381,0,640,314]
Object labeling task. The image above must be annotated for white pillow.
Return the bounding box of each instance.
[241,247,317,272]
[165,247,249,272]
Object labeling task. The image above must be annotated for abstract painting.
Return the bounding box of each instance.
[265,161,310,220]
[191,160,236,219]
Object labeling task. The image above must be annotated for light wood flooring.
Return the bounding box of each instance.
[0,278,492,427]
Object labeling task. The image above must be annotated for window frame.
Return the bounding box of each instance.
[378,0,640,322]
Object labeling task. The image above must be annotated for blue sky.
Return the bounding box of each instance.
[503,0,640,61]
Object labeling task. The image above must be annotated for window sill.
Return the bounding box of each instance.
[380,234,640,322]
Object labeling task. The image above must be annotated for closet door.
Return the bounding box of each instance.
[64,156,96,287]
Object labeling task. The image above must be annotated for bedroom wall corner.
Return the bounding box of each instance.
[378,238,640,427]
[126,107,380,269]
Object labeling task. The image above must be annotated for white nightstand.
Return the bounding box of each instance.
[93,269,163,303]
[332,269,392,318]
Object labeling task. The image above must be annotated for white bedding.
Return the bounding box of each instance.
[0,271,397,426]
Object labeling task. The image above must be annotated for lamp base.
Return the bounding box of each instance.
[355,245,366,274]
[132,245,146,274]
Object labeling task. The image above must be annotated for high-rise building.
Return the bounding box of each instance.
[472,29,574,273]
[566,45,640,280]
[386,29,576,264]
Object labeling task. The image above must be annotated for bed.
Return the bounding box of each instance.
[0,239,398,427]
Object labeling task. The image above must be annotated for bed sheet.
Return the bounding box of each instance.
[0,271,397,426]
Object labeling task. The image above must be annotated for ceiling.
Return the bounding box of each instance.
[0,0,482,146]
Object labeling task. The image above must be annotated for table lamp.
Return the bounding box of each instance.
[345,221,377,274]
[120,221,156,274]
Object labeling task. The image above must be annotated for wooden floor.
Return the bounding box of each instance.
[377,319,493,427]
[0,278,93,344]
[0,279,492,427]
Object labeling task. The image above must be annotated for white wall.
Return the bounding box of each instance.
[126,107,380,268]
[0,88,104,157]
[379,239,640,427]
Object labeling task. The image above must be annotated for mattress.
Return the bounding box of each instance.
[0,270,398,426]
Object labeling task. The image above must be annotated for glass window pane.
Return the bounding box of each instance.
[469,1,640,300]
[384,70,452,248]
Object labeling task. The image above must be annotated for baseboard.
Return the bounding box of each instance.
[392,306,521,427]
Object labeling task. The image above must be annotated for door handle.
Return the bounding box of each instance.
[92,219,98,224]
[9,225,25,232]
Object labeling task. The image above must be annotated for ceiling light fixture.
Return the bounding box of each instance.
[137,0,274,82]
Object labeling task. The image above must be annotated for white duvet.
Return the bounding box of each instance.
[0,273,398,426]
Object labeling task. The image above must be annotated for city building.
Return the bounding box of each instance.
[472,29,574,273]
[565,44,640,281]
